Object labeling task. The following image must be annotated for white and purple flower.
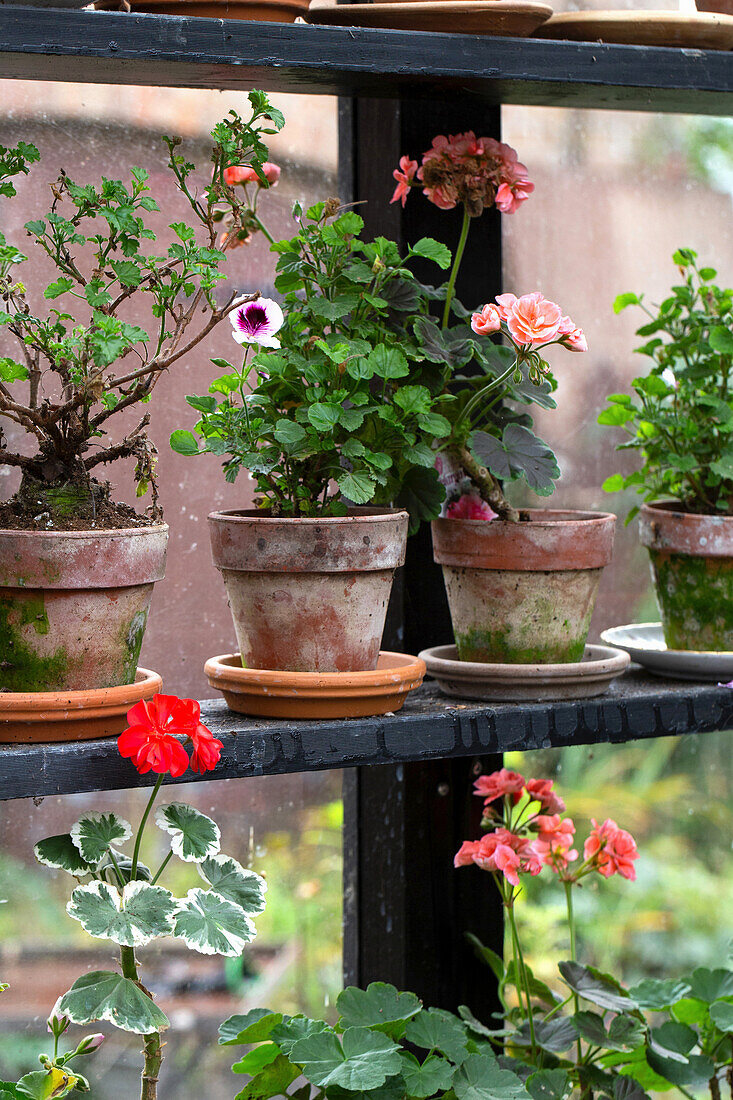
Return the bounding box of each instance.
[230,297,284,349]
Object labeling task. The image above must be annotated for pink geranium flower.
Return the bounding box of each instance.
[525,778,565,814]
[230,297,284,349]
[471,303,502,335]
[495,293,518,320]
[533,815,578,872]
[454,828,541,887]
[391,155,418,208]
[505,292,563,347]
[558,315,589,353]
[392,132,534,219]
[474,768,526,803]
[224,162,281,187]
[584,819,638,880]
[445,493,497,521]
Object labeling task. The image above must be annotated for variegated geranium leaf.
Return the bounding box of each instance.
[174,887,255,956]
[155,803,220,862]
[198,855,267,915]
[59,970,169,1035]
[34,834,93,877]
[67,880,177,947]
[70,812,132,865]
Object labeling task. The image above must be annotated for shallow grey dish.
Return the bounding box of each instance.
[600,622,733,682]
[418,643,630,702]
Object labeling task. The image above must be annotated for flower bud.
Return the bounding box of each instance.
[47,998,70,1036]
[74,1034,105,1056]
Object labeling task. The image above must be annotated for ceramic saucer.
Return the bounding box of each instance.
[418,643,629,702]
[600,622,733,681]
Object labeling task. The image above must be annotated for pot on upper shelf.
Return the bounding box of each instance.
[640,502,733,651]
[208,507,408,673]
[431,509,616,664]
[0,524,168,693]
[118,0,310,21]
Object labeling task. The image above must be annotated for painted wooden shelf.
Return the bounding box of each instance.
[0,7,731,114]
[1,669,731,801]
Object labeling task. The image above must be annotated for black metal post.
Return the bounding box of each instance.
[340,94,505,1012]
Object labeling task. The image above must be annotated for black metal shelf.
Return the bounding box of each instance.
[0,7,731,114]
[2,669,731,802]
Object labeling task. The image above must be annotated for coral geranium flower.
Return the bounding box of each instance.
[584,818,638,880]
[118,695,222,778]
[473,768,526,803]
[224,162,281,187]
[505,292,563,347]
[391,155,418,208]
[524,778,565,814]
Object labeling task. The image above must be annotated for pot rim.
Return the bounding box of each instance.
[205,650,425,689]
[208,508,408,526]
[0,667,161,712]
[641,501,733,520]
[433,508,617,529]
[0,523,169,539]
[640,501,733,556]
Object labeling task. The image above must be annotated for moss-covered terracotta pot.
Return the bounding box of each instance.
[208,508,408,673]
[431,510,616,664]
[0,526,168,692]
[640,502,733,651]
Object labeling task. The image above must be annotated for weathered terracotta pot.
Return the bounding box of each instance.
[208,509,408,672]
[431,510,616,664]
[0,526,168,692]
[640,502,733,651]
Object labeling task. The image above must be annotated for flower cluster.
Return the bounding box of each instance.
[391,132,534,218]
[455,767,638,892]
[471,292,588,354]
[118,694,223,778]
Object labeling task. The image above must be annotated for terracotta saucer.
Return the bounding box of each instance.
[418,644,630,702]
[204,651,426,719]
[123,0,308,19]
[0,668,162,744]
[306,1,553,35]
[536,10,733,49]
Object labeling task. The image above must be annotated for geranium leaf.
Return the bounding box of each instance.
[58,970,169,1035]
[337,982,422,1034]
[399,1052,454,1097]
[70,812,132,865]
[34,834,92,877]
[410,238,452,270]
[469,424,560,496]
[198,855,266,915]
[155,803,221,862]
[526,1070,571,1100]
[67,880,177,947]
[453,1053,532,1100]
[174,887,255,955]
[290,1027,402,1090]
[233,1056,300,1100]
[16,1070,77,1100]
[268,1015,330,1055]
[687,968,733,1004]
[405,1008,470,1064]
[219,1009,283,1045]
[559,962,635,1014]
[232,1043,281,1076]
[628,979,691,1011]
[710,1001,733,1032]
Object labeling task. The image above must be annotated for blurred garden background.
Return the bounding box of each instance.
[0,76,732,1097]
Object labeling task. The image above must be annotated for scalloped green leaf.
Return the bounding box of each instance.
[70,812,132,865]
[405,1008,470,1064]
[58,970,169,1035]
[174,887,255,955]
[219,1009,283,1046]
[268,1015,330,1055]
[290,1027,402,1090]
[66,880,177,946]
[399,1052,454,1098]
[232,1043,282,1076]
[453,1054,532,1100]
[233,1056,300,1100]
[156,803,221,862]
[199,855,266,915]
[337,983,422,1034]
[34,834,92,877]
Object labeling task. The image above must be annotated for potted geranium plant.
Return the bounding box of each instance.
[600,248,733,651]
[30,693,266,1100]
[172,192,454,690]
[394,134,615,665]
[0,92,282,733]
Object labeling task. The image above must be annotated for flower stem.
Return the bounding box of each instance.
[564,880,582,1065]
[507,901,536,1058]
[120,946,163,1100]
[150,851,172,886]
[441,205,471,330]
[130,775,164,881]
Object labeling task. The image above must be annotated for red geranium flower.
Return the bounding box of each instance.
[118,695,222,778]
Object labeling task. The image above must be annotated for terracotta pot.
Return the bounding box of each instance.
[640,502,733,651]
[204,650,425,718]
[0,525,168,692]
[431,509,616,664]
[0,667,162,744]
[125,0,309,20]
[208,509,408,672]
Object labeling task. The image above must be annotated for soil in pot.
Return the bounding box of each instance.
[640,502,733,651]
[431,509,616,664]
[208,508,408,673]
[0,477,167,692]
